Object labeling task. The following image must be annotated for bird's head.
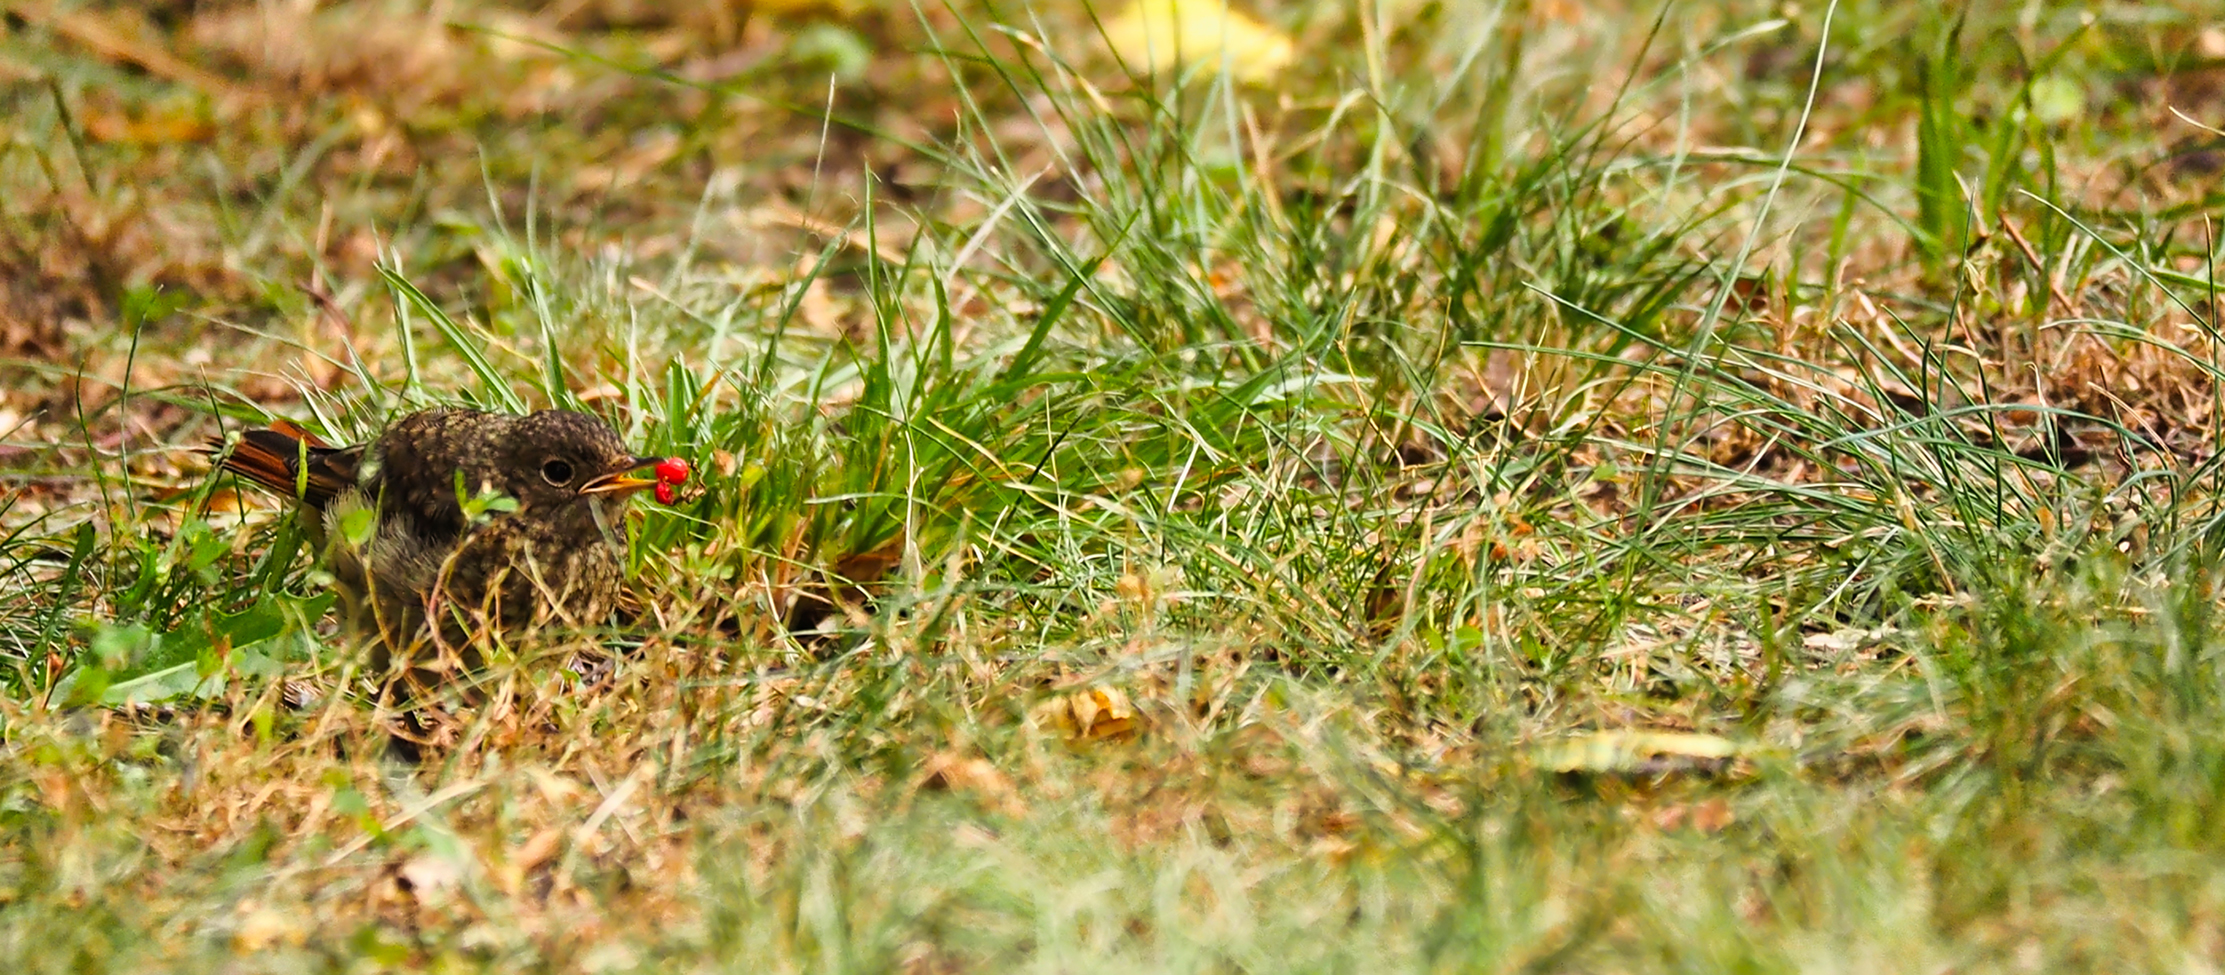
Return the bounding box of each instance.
[492,410,661,512]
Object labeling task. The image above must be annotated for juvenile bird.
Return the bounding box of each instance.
[210,408,667,692]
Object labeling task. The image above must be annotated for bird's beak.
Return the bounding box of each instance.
[580,456,663,496]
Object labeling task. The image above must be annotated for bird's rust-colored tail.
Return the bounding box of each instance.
[207,421,357,509]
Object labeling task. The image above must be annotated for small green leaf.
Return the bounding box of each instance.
[336,505,377,548]
[90,622,155,670]
[331,787,370,817]
[177,519,224,575]
[215,597,288,648]
[786,23,872,82]
[2029,74,2083,126]
[95,661,212,707]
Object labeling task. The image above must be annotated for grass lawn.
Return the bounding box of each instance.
[5,0,2225,970]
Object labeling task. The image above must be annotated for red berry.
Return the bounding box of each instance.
[654,457,690,485]
[655,480,677,505]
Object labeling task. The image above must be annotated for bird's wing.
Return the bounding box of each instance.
[213,428,362,509]
[267,418,333,449]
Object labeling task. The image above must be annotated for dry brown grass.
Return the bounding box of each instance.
[7,1,2225,971]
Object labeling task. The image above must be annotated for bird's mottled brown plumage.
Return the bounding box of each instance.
[211,408,659,694]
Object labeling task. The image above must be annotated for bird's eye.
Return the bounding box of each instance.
[540,458,575,487]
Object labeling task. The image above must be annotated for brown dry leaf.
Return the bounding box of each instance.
[569,131,683,193]
[1651,797,1736,833]
[916,752,1025,816]
[1030,685,1139,742]
[835,541,903,586]
[186,2,463,106]
[794,277,851,338]
[556,0,759,37]
[1690,797,1735,832]
[501,828,564,897]
[1538,0,1586,21]
[14,1,246,97]
[0,50,37,83]
[79,102,216,145]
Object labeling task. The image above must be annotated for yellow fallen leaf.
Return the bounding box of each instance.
[80,104,216,145]
[1528,730,1745,774]
[1030,685,1139,741]
[398,853,465,906]
[755,0,866,16]
[233,904,305,952]
[1102,0,1294,83]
